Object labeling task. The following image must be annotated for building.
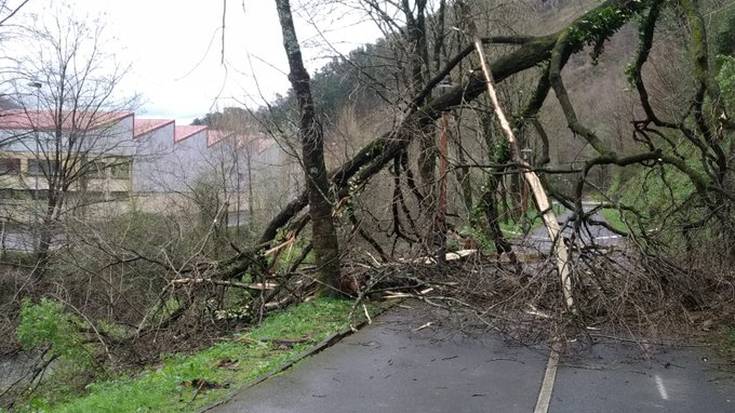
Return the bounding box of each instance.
[0,109,288,251]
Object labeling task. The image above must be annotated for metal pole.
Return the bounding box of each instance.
[234,136,241,236]
[28,81,42,249]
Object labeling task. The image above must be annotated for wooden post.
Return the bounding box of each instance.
[473,38,574,311]
[438,113,449,226]
[434,112,450,265]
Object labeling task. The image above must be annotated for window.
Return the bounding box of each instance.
[110,159,131,179]
[27,159,58,177]
[86,161,107,179]
[0,158,20,175]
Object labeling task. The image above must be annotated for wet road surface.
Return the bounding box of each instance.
[208,305,735,413]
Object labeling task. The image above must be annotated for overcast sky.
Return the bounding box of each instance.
[14,0,384,123]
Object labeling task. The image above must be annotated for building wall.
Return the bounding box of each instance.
[0,111,291,234]
[131,122,175,192]
[201,134,296,227]
[132,127,212,194]
[0,115,135,198]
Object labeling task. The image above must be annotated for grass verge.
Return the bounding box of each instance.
[20,298,361,413]
[713,326,735,366]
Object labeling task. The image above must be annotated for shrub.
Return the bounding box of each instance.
[718,55,735,113]
[16,298,92,368]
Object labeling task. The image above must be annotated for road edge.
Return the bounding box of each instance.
[198,304,388,412]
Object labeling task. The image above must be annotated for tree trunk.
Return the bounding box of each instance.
[34,192,59,279]
[403,1,440,255]
[454,127,473,215]
[275,0,342,294]
[479,113,519,269]
[433,113,449,264]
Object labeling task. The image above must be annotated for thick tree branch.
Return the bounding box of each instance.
[222,0,652,278]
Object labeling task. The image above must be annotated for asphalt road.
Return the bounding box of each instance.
[207,208,733,413]
[552,340,734,412]
[207,305,735,413]
[519,204,622,251]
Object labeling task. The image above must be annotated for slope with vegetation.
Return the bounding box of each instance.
[9,299,362,412]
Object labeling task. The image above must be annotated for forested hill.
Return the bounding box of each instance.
[198,0,678,159]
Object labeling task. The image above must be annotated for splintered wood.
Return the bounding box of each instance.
[473,38,574,312]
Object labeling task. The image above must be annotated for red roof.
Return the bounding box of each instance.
[0,109,133,131]
[207,129,237,146]
[250,136,275,153]
[1,110,221,148]
[134,118,175,138]
[207,130,274,153]
[174,125,208,143]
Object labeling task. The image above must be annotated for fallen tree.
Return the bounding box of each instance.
[217,0,654,280]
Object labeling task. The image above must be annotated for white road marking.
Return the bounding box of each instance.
[592,235,623,240]
[527,234,623,242]
[654,375,669,400]
[534,345,561,413]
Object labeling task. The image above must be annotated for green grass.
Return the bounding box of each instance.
[606,160,703,247]
[274,240,314,269]
[601,208,627,233]
[21,298,358,413]
[722,326,735,354]
[0,250,38,267]
[727,328,735,348]
[710,326,735,367]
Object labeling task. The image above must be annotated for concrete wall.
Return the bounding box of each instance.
[131,122,175,192]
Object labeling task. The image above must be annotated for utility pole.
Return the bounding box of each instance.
[433,80,453,265]
[27,81,42,250]
[434,112,449,265]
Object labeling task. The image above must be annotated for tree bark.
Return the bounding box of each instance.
[478,114,517,266]
[453,125,473,215]
[274,0,342,294]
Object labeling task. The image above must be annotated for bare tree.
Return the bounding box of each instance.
[274,0,344,294]
[2,14,136,271]
[0,0,29,27]
[195,107,264,235]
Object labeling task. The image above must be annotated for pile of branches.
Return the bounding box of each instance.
[347,231,735,346]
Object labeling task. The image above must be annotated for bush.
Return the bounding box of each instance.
[714,8,735,57]
[16,298,92,368]
[718,55,735,113]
